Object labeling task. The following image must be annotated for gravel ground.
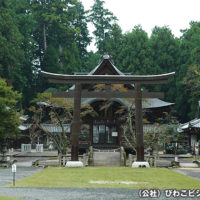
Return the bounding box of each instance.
[1,188,200,200]
[174,168,200,180]
[0,167,42,186]
[0,188,137,200]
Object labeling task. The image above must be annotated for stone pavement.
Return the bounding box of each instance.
[173,168,200,180]
[0,167,42,186]
[0,188,138,200]
[1,188,200,200]
[0,155,47,186]
[1,150,58,158]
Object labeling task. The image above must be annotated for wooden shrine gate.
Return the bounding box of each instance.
[41,71,175,162]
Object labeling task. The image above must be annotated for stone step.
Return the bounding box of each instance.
[179,163,199,168]
[93,152,121,166]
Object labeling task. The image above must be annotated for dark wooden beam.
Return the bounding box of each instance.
[48,78,168,85]
[41,71,175,85]
[135,83,144,161]
[71,83,81,161]
[52,91,164,99]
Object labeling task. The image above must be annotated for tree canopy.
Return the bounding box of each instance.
[0,78,21,138]
[0,0,200,122]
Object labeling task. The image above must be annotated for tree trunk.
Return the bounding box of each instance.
[58,152,62,166]
[43,24,47,53]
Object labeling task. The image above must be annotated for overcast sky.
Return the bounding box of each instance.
[81,0,200,51]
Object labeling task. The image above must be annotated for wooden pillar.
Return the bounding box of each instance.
[135,83,144,161]
[117,124,121,145]
[71,83,81,161]
[89,121,93,146]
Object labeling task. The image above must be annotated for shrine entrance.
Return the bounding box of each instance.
[93,124,118,145]
[90,99,122,147]
[41,56,175,162]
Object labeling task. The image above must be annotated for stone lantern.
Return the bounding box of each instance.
[1,144,7,162]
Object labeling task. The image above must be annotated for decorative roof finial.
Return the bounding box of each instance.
[103,54,110,60]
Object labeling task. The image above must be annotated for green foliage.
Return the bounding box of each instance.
[88,0,118,54]
[149,26,181,107]
[0,0,25,92]
[0,78,21,138]
[8,0,38,107]
[4,0,92,107]
[121,25,152,74]
[144,123,166,153]
[84,51,101,71]
[29,93,97,155]
[102,23,125,69]
[122,106,182,154]
[144,124,185,154]
[181,21,200,66]
[150,26,180,73]
[74,2,91,59]
[178,22,200,119]
[184,65,200,96]
[1,0,200,124]
[164,125,185,154]
[30,0,82,73]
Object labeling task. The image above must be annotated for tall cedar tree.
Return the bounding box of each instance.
[89,0,117,54]
[8,0,38,107]
[0,0,25,92]
[149,26,182,121]
[120,25,152,75]
[180,22,200,119]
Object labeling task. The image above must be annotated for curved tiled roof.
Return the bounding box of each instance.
[19,123,70,133]
[82,98,174,109]
[177,118,200,133]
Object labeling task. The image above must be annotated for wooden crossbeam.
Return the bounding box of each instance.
[41,71,175,85]
[52,91,164,99]
[48,78,168,85]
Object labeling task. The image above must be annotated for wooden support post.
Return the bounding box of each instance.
[71,83,81,161]
[135,83,144,161]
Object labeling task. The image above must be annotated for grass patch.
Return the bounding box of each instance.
[0,196,22,200]
[6,167,200,189]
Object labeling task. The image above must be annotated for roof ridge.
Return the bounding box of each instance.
[88,55,125,76]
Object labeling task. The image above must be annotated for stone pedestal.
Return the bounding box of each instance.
[65,161,84,168]
[132,161,150,168]
[175,156,179,162]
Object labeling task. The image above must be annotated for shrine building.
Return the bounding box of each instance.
[65,55,174,152]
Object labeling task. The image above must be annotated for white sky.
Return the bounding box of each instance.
[81,0,200,51]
